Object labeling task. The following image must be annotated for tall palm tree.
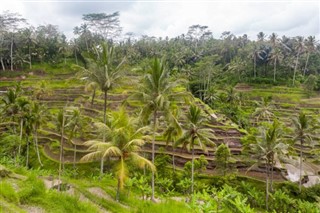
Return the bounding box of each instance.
[163,106,182,172]
[133,58,183,200]
[81,109,155,201]
[250,120,288,211]
[291,111,313,192]
[79,42,125,124]
[175,105,216,194]
[269,47,283,82]
[16,97,31,156]
[65,107,81,169]
[303,36,317,76]
[30,102,48,166]
[292,36,305,86]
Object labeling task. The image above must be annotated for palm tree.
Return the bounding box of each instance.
[79,42,125,125]
[175,105,216,194]
[16,97,31,156]
[81,109,155,201]
[291,111,313,192]
[163,106,182,172]
[250,120,288,211]
[133,58,183,200]
[252,97,275,123]
[65,107,81,169]
[227,56,247,81]
[303,36,317,76]
[292,36,305,86]
[30,102,48,166]
[248,43,264,78]
[269,47,283,82]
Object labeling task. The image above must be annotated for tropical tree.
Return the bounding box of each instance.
[292,36,305,86]
[79,42,125,124]
[250,120,288,210]
[133,58,184,200]
[163,106,182,171]
[252,97,275,123]
[303,36,317,76]
[175,105,215,194]
[269,47,283,82]
[81,109,155,201]
[30,102,47,167]
[291,111,313,192]
[215,143,231,176]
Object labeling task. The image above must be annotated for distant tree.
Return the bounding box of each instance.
[303,36,317,76]
[215,143,231,176]
[292,36,305,86]
[0,11,26,71]
[82,12,122,42]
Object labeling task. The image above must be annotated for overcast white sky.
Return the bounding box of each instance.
[2,0,320,40]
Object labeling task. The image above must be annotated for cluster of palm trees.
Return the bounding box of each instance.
[78,45,216,200]
[250,103,318,210]
[0,84,46,167]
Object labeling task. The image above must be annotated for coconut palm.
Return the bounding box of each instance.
[78,42,125,124]
[30,102,48,166]
[291,111,313,192]
[133,58,184,200]
[163,106,182,172]
[269,47,283,82]
[16,97,31,155]
[81,109,155,201]
[252,97,275,123]
[175,105,216,194]
[292,36,305,86]
[250,120,288,210]
[65,107,81,169]
[303,36,317,76]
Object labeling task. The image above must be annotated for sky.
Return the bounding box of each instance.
[1,0,319,40]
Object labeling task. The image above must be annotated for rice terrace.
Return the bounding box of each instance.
[0,1,320,212]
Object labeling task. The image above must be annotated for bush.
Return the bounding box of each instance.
[18,174,46,204]
[0,181,19,204]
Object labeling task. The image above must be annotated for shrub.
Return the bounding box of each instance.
[18,174,46,204]
[0,181,19,204]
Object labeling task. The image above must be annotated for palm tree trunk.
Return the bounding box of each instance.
[172,147,176,172]
[151,110,157,201]
[91,88,96,106]
[103,90,107,124]
[191,144,194,194]
[266,162,269,211]
[271,157,274,192]
[73,144,77,170]
[28,42,32,69]
[100,157,104,176]
[18,119,23,155]
[34,129,43,166]
[293,49,301,86]
[58,115,65,191]
[299,139,303,193]
[10,34,14,71]
[0,57,5,71]
[254,56,256,78]
[74,50,78,65]
[273,58,277,82]
[26,137,29,168]
[116,177,120,201]
[304,52,309,76]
